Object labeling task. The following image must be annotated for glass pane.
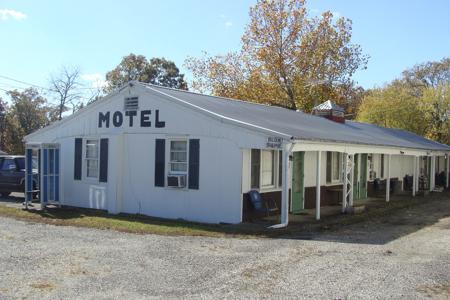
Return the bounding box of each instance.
[251,149,260,189]
[262,150,274,172]
[87,160,98,178]
[1,159,16,171]
[170,151,187,162]
[170,162,187,172]
[332,153,340,181]
[86,140,98,159]
[170,141,187,151]
[32,158,38,169]
[261,150,274,186]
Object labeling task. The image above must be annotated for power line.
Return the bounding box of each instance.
[0,74,102,91]
[0,74,53,91]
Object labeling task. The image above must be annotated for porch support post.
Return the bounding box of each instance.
[430,155,435,192]
[349,154,354,207]
[386,154,391,202]
[412,156,417,197]
[280,144,292,226]
[342,153,348,213]
[315,151,321,220]
[417,156,421,194]
[446,153,449,189]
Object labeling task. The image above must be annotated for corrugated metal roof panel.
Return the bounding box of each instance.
[143,83,450,152]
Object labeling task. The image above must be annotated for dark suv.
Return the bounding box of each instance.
[0,155,38,197]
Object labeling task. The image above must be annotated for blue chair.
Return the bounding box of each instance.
[247,190,279,217]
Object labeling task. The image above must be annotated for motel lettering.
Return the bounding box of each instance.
[98,110,166,128]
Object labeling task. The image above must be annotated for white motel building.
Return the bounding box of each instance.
[23,81,450,225]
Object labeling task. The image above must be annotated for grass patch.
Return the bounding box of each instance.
[0,192,448,238]
[0,205,268,238]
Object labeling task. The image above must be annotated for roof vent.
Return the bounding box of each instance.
[312,100,345,123]
[124,96,139,111]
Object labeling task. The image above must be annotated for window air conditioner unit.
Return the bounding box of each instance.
[167,174,186,188]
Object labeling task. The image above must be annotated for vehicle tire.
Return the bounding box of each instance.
[0,191,11,197]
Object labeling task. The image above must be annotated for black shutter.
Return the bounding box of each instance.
[74,138,82,180]
[188,139,200,189]
[99,138,109,183]
[155,139,165,187]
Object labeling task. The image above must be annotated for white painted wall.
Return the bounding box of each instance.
[25,84,272,224]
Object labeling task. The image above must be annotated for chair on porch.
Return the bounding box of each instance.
[247,190,279,217]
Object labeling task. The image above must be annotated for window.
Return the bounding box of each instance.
[261,150,275,187]
[326,152,342,183]
[251,149,260,189]
[1,158,16,171]
[169,140,187,173]
[380,154,385,178]
[251,149,281,190]
[85,139,99,178]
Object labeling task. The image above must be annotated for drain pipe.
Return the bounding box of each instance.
[269,142,294,229]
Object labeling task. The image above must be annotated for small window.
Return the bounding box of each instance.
[261,150,275,187]
[169,140,187,173]
[124,96,139,111]
[251,149,260,189]
[85,139,99,179]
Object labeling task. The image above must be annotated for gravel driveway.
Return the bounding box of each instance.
[1,195,450,299]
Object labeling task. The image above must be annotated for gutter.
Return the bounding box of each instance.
[268,142,295,229]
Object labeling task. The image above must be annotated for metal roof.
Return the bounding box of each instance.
[312,100,344,112]
[143,83,450,152]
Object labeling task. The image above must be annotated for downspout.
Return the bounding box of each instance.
[269,141,294,229]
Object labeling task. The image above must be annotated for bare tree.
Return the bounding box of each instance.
[49,66,82,120]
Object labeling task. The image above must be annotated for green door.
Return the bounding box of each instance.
[292,151,305,214]
[353,154,360,200]
[359,154,368,199]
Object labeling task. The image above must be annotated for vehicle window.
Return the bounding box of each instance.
[1,159,16,171]
[16,158,25,170]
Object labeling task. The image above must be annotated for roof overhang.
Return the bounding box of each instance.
[291,140,450,156]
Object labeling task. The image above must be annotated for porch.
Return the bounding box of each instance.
[242,144,450,226]
[253,191,446,227]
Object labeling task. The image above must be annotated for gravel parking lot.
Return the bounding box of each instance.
[1,194,450,299]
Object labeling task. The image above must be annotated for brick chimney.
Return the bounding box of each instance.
[312,100,345,123]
